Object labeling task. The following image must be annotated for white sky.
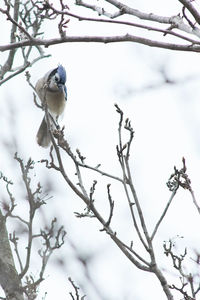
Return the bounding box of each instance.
[1,1,200,299]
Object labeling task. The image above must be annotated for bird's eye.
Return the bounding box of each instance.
[55,75,59,82]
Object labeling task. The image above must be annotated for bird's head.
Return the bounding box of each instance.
[48,65,66,92]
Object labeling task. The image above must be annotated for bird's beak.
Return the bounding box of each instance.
[57,83,64,91]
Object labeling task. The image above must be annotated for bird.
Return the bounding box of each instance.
[35,65,67,147]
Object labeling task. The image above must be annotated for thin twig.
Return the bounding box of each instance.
[151,187,178,241]
[101,184,114,228]
[9,231,23,273]
[115,104,149,251]
[189,188,200,215]
[178,0,200,24]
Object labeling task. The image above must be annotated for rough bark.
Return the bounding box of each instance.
[0,210,24,300]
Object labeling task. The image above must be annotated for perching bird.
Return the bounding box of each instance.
[35,65,67,147]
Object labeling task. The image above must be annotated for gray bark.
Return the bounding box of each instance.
[0,210,24,300]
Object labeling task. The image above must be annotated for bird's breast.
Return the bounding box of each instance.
[46,90,66,116]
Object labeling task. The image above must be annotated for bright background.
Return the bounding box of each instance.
[1,1,200,299]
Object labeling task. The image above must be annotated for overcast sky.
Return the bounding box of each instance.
[1,1,200,299]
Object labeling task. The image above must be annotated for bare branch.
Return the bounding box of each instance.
[0,0,49,84]
[104,184,114,228]
[115,104,150,251]
[1,33,200,53]
[0,210,24,300]
[166,157,200,215]
[75,0,119,18]
[1,154,66,298]
[178,0,200,24]
[164,239,200,299]
[189,188,200,215]
[0,0,20,79]
[43,1,200,40]
[68,277,86,300]
[9,232,23,273]
[0,53,50,86]
[0,4,32,40]
[39,107,152,272]
[151,185,179,241]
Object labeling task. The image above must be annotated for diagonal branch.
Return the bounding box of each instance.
[40,2,200,40]
[151,188,178,241]
[178,0,200,24]
[0,0,20,79]
[105,0,172,23]
[39,102,152,272]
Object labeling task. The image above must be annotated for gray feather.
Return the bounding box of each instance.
[36,117,51,148]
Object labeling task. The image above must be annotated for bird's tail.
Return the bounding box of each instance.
[36,116,51,148]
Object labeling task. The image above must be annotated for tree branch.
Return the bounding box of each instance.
[1,34,200,53]
[0,0,20,78]
[0,210,24,300]
[151,188,178,241]
[178,0,200,25]
[47,1,200,39]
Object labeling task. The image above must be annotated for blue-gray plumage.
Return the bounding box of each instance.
[35,65,67,147]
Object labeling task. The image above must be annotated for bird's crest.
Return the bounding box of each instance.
[57,65,66,84]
